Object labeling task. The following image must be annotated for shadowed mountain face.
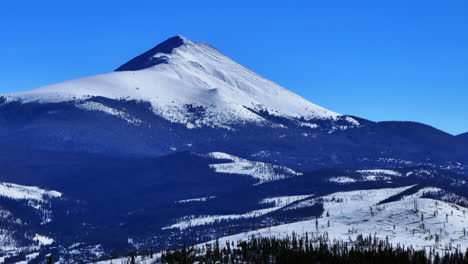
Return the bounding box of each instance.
[458,132,468,141]
[0,36,467,263]
[0,97,466,175]
[115,36,186,71]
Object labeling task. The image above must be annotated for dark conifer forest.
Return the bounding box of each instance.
[121,233,468,264]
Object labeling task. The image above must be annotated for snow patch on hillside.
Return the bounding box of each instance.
[260,195,312,208]
[357,169,402,177]
[163,208,278,230]
[164,194,311,230]
[0,182,62,225]
[345,116,360,126]
[176,196,216,204]
[291,185,414,211]
[0,182,61,202]
[329,177,357,184]
[207,152,302,184]
[77,101,142,125]
[299,122,319,129]
[33,234,54,246]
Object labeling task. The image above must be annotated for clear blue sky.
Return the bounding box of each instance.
[0,0,466,135]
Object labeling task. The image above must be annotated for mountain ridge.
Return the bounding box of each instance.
[115,35,187,71]
[0,35,466,173]
[4,35,344,129]
[458,132,468,140]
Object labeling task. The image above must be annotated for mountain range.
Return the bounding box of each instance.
[0,36,467,263]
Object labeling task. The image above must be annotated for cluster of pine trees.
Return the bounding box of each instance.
[160,233,468,264]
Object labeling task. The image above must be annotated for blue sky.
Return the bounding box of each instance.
[0,0,466,135]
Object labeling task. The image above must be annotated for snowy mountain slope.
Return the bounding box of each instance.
[159,166,468,234]
[1,97,466,176]
[96,186,465,264]
[205,152,303,184]
[0,182,62,224]
[96,182,468,264]
[163,194,312,230]
[0,182,61,202]
[0,183,63,261]
[0,36,467,178]
[3,36,346,129]
[202,185,468,255]
[0,145,467,262]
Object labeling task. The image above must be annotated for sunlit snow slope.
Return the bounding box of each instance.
[4,36,344,129]
[207,185,468,255]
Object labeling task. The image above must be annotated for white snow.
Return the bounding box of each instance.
[3,36,352,129]
[207,152,302,184]
[97,185,468,263]
[77,101,142,125]
[0,182,61,225]
[24,252,40,262]
[176,196,216,203]
[0,182,61,202]
[357,169,402,177]
[33,234,54,246]
[14,252,40,264]
[328,176,357,184]
[299,122,319,129]
[164,194,311,230]
[95,254,161,264]
[206,185,468,254]
[362,175,392,181]
[162,207,280,230]
[260,195,312,208]
[345,116,360,126]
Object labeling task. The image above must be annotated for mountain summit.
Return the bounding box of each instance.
[115,35,189,71]
[5,35,346,129]
[2,35,465,173]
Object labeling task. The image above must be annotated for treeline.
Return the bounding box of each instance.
[160,233,468,264]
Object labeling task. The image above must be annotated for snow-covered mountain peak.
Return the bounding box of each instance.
[4,35,351,128]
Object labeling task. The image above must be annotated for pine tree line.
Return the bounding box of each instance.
[159,233,468,264]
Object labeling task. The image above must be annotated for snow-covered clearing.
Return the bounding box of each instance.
[207,152,302,184]
[207,186,468,254]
